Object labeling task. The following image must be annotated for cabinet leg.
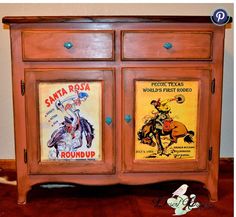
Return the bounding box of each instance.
[17,185,31,205]
[208,189,218,202]
[204,184,218,202]
[18,197,26,205]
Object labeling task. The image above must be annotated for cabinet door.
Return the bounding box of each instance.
[123,67,211,172]
[25,68,114,174]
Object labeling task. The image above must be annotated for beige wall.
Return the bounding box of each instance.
[0,3,234,158]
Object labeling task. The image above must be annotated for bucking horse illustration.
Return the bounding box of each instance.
[137,95,195,156]
[47,116,94,158]
[47,95,94,158]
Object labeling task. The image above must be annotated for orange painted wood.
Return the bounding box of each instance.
[122,31,212,60]
[3,16,227,204]
[122,67,211,172]
[25,68,115,175]
[22,30,114,61]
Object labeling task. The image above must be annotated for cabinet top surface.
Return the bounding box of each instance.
[2,15,233,24]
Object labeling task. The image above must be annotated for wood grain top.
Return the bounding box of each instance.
[2,16,233,24]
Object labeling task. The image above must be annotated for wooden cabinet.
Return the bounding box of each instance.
[2,16,230,204]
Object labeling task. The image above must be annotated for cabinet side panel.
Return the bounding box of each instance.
[10,25,31,204]
[206,26,226,202]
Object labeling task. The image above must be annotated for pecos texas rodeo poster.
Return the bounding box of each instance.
[135,80,198,160]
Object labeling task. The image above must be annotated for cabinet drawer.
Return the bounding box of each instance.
[122,31,212,60]
[22,30,114,61]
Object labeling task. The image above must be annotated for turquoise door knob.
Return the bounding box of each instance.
[125,115,132,123]
[105,117,112,125]
[64,42,73,49]
[163,42,173,49]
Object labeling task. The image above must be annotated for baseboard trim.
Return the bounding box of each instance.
[0,157,233,171]
[220,157,234,161]
[0,159,16,170]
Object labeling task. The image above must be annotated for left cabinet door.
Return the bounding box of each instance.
[25,68,115,174]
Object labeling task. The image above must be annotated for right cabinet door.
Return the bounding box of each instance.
[123,67,211,172]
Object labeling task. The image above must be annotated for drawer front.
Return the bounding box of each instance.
[22,30,114,61]
[122,31,212,60]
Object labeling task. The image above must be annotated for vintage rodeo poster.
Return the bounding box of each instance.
[38,81,102,161]
[135,80,198,160]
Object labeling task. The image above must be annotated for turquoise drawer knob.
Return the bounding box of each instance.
[125,115,132,123]
[105,117,112,125]
[163,42,173,49]
[64,41,73,49]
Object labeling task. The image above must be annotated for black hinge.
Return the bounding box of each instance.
[24,149,27,163]
[211,78,215,94]
[208,147,213,161]
[21,80,25,96]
